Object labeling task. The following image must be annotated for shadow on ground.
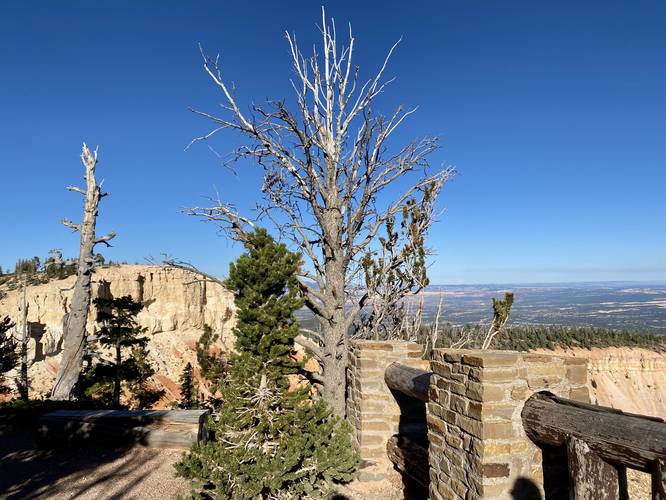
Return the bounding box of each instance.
[0,432,187,499]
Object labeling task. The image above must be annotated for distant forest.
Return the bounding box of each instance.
[432,324,665,352]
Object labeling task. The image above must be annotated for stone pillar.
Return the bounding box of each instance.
[346,340,427,479]
[427,349,589,500]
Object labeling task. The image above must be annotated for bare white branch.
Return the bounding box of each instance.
[61,219,81,232]
[93,231,116,248]
[66,185,85,195]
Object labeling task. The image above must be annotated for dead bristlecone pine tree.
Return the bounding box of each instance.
[51,144,116,400]
[186,10,454,416]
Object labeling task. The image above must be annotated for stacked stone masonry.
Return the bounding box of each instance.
[346,340,428,479]
[427,349,589,500]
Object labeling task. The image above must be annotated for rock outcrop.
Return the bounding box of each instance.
[0,265,235,402]
[535,346,666,419]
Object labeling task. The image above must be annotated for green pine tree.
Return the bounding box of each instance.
[224,228,304,386]
[126,343,164,408]
[83,295,164,408]
[93,295,145,408]
[175,228,359,499]
[196,324,225,392]
[0,316,19,394]
[178,362,198,409]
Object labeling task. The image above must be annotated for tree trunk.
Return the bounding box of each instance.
[113,338,121,408]
[384,363,431,402]
[522,391,666,472]
[320,297,348,417]
[387,435,429,489]
[18,280,29,400]
[51,259,94,399]
[52,145,114,400]
[322,354,347,417]
[653,458,666,500]
[567,436,627,500]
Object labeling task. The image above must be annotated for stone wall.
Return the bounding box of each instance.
[346,340,428,478]
[427,349,589,500]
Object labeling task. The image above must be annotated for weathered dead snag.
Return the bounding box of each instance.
[51,144,115,400]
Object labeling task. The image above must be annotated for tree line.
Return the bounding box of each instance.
[430,323,666,352]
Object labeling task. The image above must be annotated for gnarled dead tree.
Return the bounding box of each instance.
[187,12,454,416]
[51,144,116,400]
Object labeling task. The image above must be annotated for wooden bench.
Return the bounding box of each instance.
[37,409,210,449]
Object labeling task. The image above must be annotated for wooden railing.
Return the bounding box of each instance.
[522,392,666,500]
[385,363,431,402]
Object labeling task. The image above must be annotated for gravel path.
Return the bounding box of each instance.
[0,433,189,499]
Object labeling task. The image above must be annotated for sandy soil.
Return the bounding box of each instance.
[0,433,189,499]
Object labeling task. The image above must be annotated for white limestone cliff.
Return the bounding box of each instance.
[534,346,666,419]
[0,265,235,402]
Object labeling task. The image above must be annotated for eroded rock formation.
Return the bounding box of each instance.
[535,346,666,419]
[0,265,235,402]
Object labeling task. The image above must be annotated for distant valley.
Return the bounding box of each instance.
[297,282,666,333]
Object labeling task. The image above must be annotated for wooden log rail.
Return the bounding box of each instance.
[522,391,666,499]
[387,434,429,497]
[384,362,431,402]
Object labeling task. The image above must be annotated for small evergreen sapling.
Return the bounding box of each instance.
[178,362,198,409]
[175,229,359,499]
[126,343,164,408]
[196,324,225,391]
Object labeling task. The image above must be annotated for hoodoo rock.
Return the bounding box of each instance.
[0,265,235,403]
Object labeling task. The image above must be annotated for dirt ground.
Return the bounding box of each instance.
[0,433,189,499]
[1,432,651,499]
[0,432,403,500]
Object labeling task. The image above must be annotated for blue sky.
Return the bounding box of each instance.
[1,0,664,284]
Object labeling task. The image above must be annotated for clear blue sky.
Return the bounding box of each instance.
[1,0,664,284]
